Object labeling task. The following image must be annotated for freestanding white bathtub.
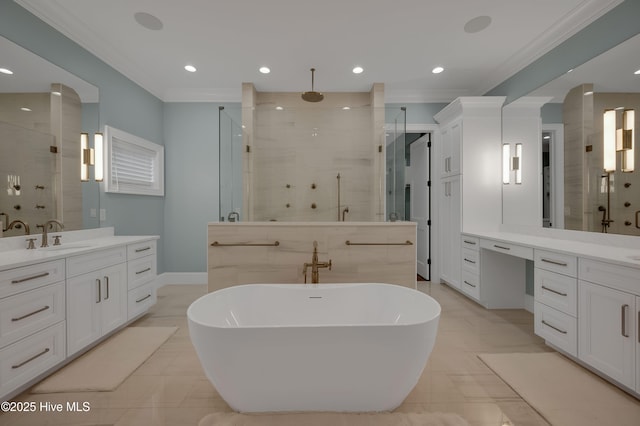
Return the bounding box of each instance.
[187,283,441,413]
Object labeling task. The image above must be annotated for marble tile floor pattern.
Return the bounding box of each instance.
[0,281,625,426]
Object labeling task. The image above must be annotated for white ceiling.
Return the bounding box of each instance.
[8,0,626,102]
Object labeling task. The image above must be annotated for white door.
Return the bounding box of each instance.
[410,136,430,279]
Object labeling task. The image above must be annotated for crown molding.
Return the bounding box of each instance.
[477,0,623,96]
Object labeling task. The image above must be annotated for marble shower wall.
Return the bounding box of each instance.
[207,222,417,292]
[242,83,385,222]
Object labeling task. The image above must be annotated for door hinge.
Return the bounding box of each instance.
[427,180,431,187]
[427,141,432,148]
[427,220,431,226]
[427,258,431,265]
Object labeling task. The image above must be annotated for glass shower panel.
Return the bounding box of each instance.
[218,106,243,221]
[385,107,406,221]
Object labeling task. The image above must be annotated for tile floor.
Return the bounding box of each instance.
[0,281,628,425]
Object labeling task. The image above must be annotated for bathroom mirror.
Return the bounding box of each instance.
[521,33,640,236]
[0,36,100,237]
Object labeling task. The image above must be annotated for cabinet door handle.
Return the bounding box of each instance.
[136,267,151,275]
[135,246,151,253]
[638,310,640,343]
[541,258,568,267]
[12,347,50,369]
[11,272,50,284]
[541,285,567,297]
[104,276,110,300]
[11,305,50,322]
[494,244,511,251]
[463,240,477,245]
[541,320,567,334]
[136,294,152,303]
[464,258,476,264]
[463,280,476,288]
[636,211,640,229]
[96,279,101,303]
[621,304,629,337]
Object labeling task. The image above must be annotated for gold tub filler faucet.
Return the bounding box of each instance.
[303,240,332,284]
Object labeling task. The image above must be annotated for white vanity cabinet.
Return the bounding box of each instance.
[0,260,66,398]
[439,175,461,289]
[126,240,157,320]
[460,236,480,300]
[66,247,128,356]
[578,258,638,391]
[434,97,504,291]
[534,249,578,356]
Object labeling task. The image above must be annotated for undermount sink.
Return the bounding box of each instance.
[40,243,94,252]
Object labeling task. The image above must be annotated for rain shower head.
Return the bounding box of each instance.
[301,68,324,102]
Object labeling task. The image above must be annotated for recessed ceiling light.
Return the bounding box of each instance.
[352,66,364,74]
[134,12,163,31]
[464,16,492,34]
[184,65,197,72]
[342,106,351,110]
[0,68,13,75]
[543,135,550,140]
[20,107,31,112]
[259,66,271,74]
[51,91,61,96]
[432,66,444,74]
[567,69,574,73]
[584,91,593,96]
[275,106,283,110]
[635,69,640,75]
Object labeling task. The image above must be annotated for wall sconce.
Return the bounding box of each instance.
[502,143,510,184]
[502,143,522,185]
[603,108,635,173]
[80,132,104,182]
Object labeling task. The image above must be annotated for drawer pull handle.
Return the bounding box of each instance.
[135,246,151,253]
[463,240,477,245]
[96,279,101,304]
[136,294,152,303]
[11,305,51,322]
[541,258,568,267]
[541,320,567,334]
[621,304,629,337]
[541,285,567,297]
[136,267,152,275]
[464,258,476,264]
[494,244,510,251]
[11,272,50,284]
[104,276,110,301]
[12,348,50,369]
[463,280,476,288]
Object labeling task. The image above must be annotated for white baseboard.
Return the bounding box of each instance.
[524,294,534,313]
[157,272,207,287]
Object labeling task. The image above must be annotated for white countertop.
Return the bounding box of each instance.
[464,230,640,269]
[0,227,158,270]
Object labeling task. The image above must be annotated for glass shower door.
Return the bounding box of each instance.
[218,106,243,221]
[386,107,406,221]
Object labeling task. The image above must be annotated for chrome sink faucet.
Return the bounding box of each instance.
[303,240,332,284]
[36,219,64,247]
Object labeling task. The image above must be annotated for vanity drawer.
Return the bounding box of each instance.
[461,235,480,250]
[534,268,577,317]
[0,321,65,398]
[460,269,480,300]
[480,239,533,260]
[534,301,577,357]
[127,255,157,290]
[0,260,65,299]
[579,258,639,295]
[66,247,127,278]
[127,240,157,261]
[461,248,479,273]
[0,282,65,348]
[535,249,577,277]
[128,281,157,320]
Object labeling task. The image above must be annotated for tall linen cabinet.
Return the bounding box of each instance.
[434,97,505,290]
